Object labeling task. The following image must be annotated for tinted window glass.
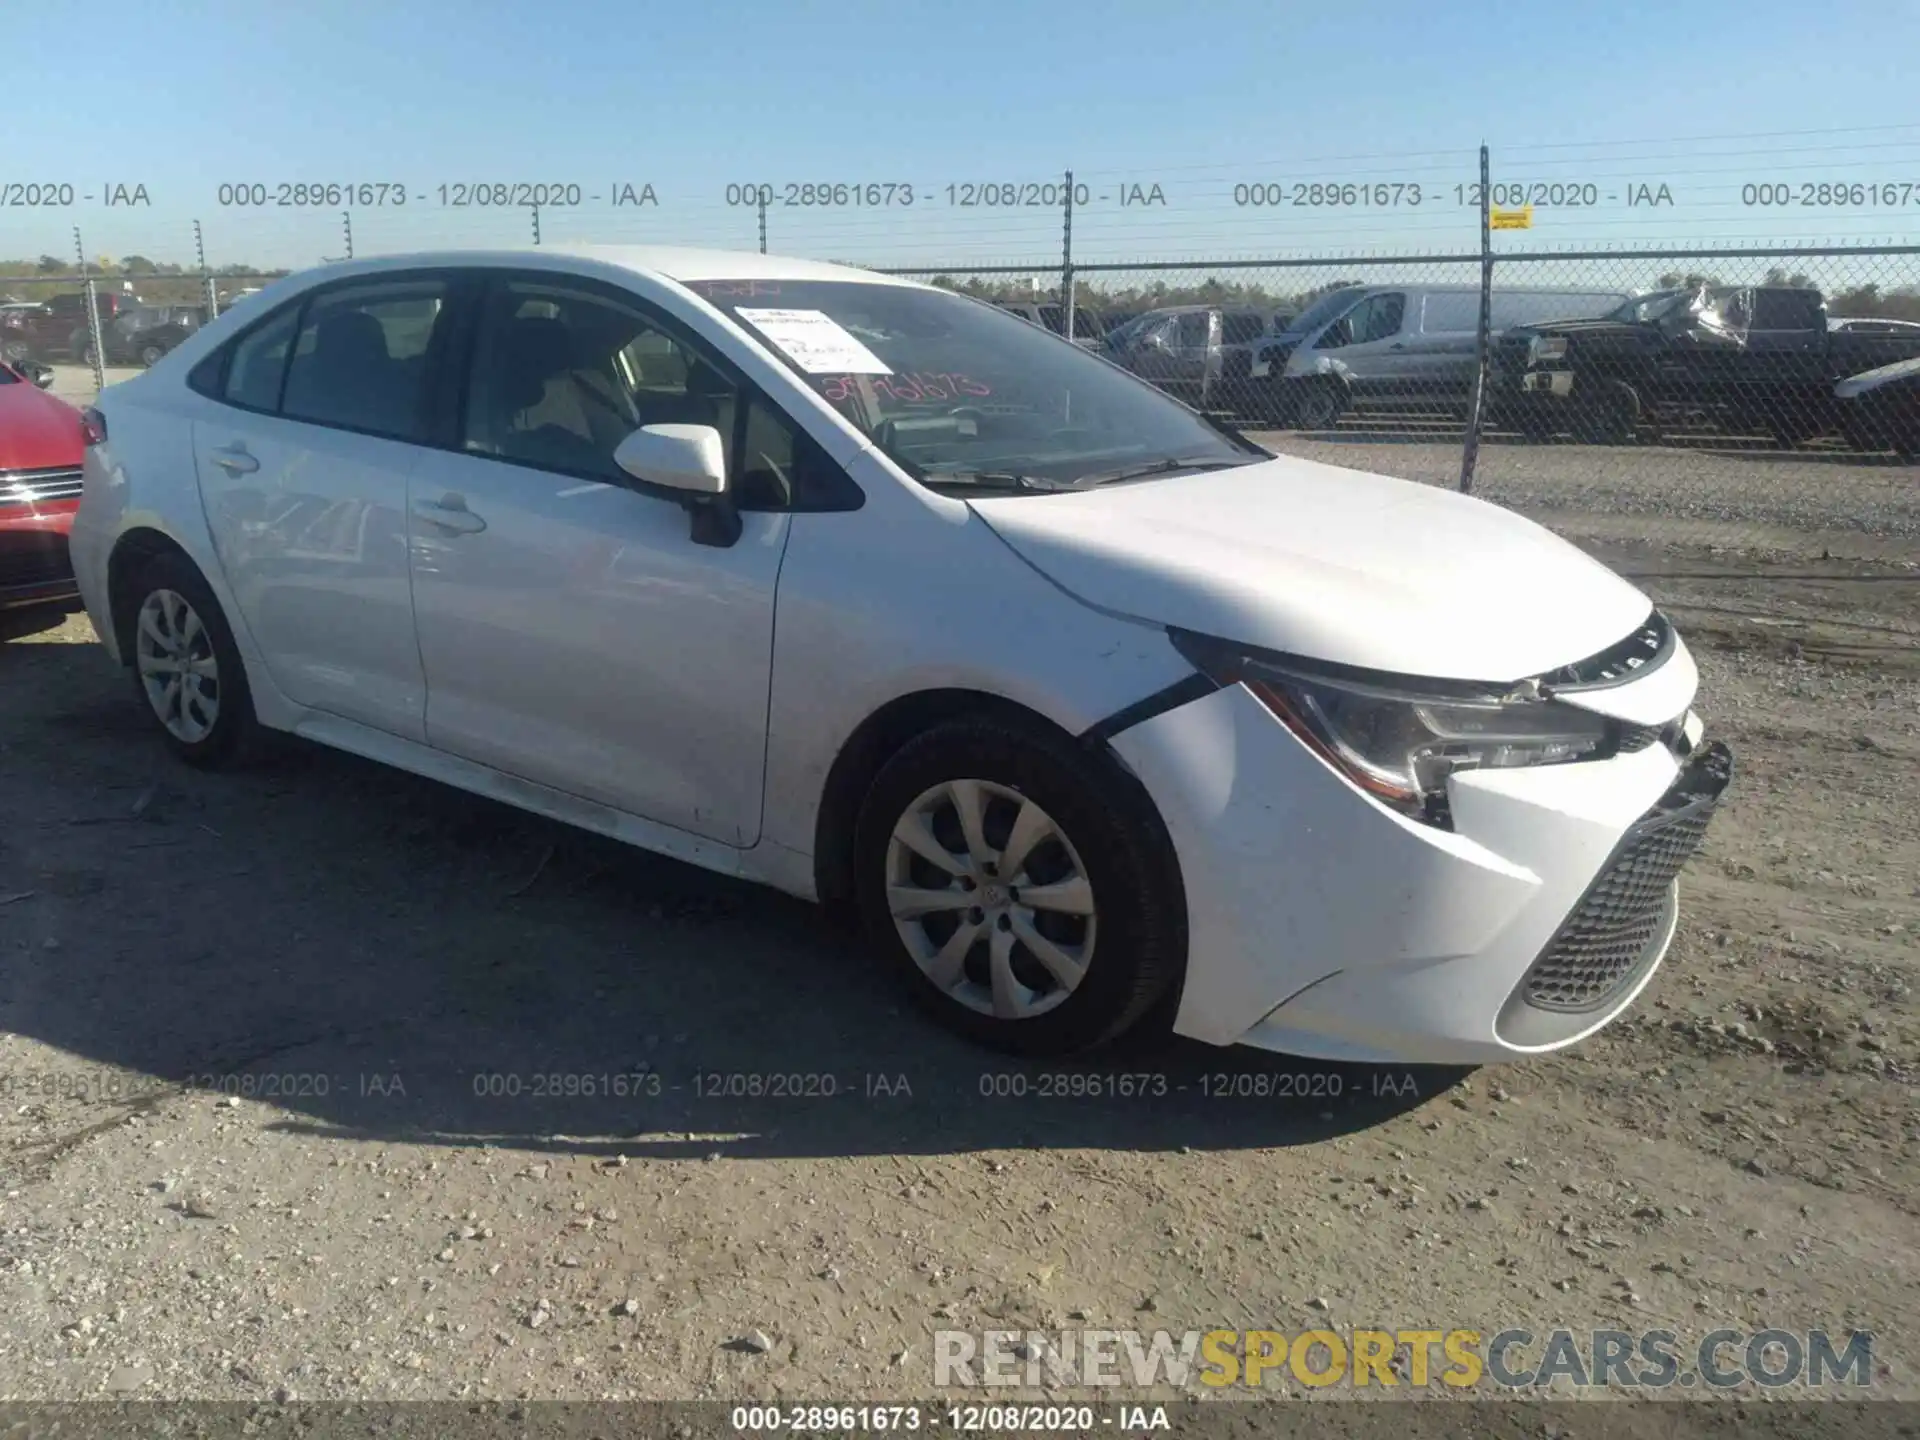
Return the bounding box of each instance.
[1221,313,1266,345]
[1286,287,1366,337]
[1358,293,1406,342]
[735,392,851,510]
[222,304,301,411]
[280,281,445,440]
[463,280,738,481]
[1752,290,1822,330]
[1175,312,1210,346]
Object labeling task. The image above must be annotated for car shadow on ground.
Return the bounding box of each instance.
[0,629,1460,1169]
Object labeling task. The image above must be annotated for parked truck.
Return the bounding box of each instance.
[1493,285,1920,445]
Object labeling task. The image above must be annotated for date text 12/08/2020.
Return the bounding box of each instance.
[1230,180,1679,207]
[212,183,658,208]
[721,182,1168,208]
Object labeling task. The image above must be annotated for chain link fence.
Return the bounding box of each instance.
[5,149,1917,489]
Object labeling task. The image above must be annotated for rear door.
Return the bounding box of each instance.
[191,274,451,741]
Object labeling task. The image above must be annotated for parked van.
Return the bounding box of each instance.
[1248,284,1628,427]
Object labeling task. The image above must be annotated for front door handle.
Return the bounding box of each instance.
[413,497,487,535]
[210,443,259,475]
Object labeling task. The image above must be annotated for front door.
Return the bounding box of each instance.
[406,274,789,847]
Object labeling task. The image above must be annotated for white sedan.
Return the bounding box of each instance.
[69,245,1731,1061]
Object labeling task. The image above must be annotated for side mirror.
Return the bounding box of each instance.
[612,423,727,496]
[611,423,739,548]
[30,364,54,389]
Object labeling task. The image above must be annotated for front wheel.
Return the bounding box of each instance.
[1291,379,1348,430]
[124,551,266,768]
[852,716,1186,1056]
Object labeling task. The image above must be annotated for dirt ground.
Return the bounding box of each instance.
[0,425,1916,1409]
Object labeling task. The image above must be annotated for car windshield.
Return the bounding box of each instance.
[1279,287,1364,337]
[686,279,1261,490]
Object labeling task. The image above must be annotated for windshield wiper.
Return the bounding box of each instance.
[919,469,1080,493]
[1078,457,1259,487]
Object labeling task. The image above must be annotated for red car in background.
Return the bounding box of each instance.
[0,359,85,609]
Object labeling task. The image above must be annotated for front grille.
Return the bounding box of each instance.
[1616,723,1661,752]
[1519,742,1732,1013]
[0,532,73,589]
[0,466,84,505]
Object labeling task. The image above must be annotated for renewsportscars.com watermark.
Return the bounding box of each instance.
[932,1327,1875,1391]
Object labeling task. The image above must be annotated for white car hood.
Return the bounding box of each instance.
[968,454,1652,682]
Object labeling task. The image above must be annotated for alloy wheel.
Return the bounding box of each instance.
[135,588,221,743]
[885,779,1097,1021]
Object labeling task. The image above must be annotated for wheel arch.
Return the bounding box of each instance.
[812,688,1092,910]
[105,527,198,665]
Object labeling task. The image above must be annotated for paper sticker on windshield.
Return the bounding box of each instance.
[736,308,892,375]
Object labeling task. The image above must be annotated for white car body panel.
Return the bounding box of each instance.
[1113,681,1685,1062]
[969,456,1652,681]
[405,447,789,847]
[70,244,1721,1065]
[193,411,428,742]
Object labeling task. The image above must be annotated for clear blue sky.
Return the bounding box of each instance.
[11,0,1920,274]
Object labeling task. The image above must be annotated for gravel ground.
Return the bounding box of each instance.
[0,395,1915,1411]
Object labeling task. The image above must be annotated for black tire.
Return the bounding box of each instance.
[0,339,28,364]
[1571,380,1639,445]
[851,715,1186,1056]
[139,343,165,367]
[122,551,267,769]
[1293,379,1347,430]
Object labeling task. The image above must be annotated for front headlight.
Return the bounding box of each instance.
[1528,335,1569,363]
[1173,636,1610,824]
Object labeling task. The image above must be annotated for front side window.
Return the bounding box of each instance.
[464,280,732,479]
[462,278,852,510]
[685,278,1259,491]
[280,280,447,441]
[1318,292,1404,349]
[1174,312,1211,348]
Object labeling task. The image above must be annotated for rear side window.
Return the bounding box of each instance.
[1221,313,1266,345]
[1752,290,1822,331]
[1422,293,1480,333]
[221,305,301,411]
[280,281,446,441]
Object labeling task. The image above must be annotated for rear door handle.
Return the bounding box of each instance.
[413,497,487,535]
[210,443,259,475]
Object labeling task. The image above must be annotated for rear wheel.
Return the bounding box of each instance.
[124,552,266,768]
[0,339,28,364]
[852,716,1185,1056]
[138,342,166,367]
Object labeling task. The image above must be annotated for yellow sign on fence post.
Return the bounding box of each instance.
[1489,205,1534,230]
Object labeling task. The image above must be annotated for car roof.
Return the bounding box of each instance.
[267,244,925,291]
